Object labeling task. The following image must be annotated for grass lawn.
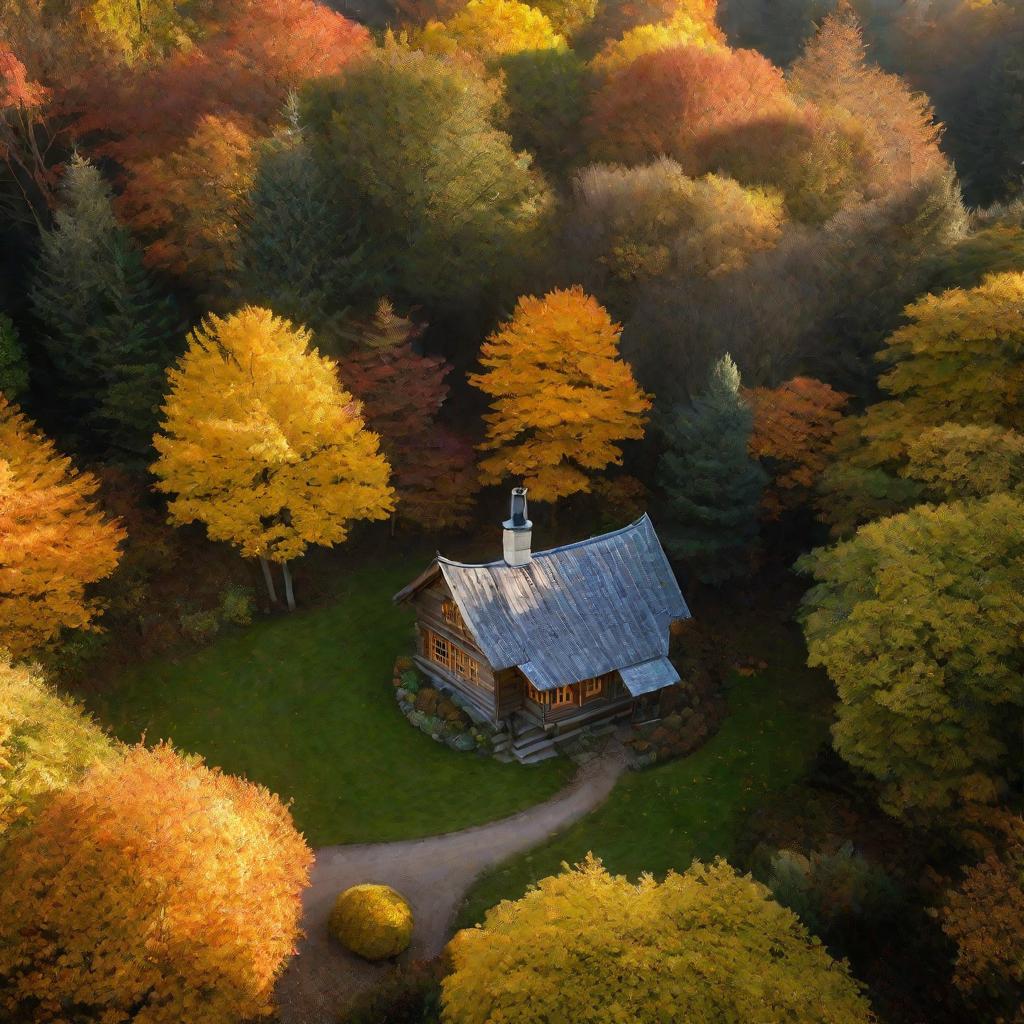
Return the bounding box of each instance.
[456,624,834,928]
[88,557,572,847]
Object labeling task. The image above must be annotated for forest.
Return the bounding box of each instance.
[1,0,1023,1020]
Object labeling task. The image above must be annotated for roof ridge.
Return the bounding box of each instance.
[436,513,653,570]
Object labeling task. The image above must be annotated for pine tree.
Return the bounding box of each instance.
[659,354,766,583]
[152,306,394,609]
[236,102,372,352]
[29,155,179,460]
[0,313,28,400]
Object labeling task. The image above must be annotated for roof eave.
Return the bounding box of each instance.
[392,559,442,605]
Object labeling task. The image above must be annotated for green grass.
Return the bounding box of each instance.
[88,559,572,847]
[456,626,833,928]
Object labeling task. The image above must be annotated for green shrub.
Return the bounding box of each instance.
[219,584,255,627]
[400,669,422,693]
[179,609,221,645]
[329,884,414,961]
[764,842,902,940]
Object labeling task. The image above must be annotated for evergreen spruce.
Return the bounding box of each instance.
[29,155,179,461]
[659,354,766,583]
[236,100,372,351]
[0,313,29,400]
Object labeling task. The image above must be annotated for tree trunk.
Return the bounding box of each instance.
[259,556,278,604]
[281,560,296,612]
[390,511,397,538]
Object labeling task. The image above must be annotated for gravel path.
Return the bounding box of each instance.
[275,746,627,1023]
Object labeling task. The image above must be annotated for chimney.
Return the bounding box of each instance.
[502,487,532,567]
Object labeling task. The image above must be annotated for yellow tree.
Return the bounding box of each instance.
[414,0,566,61]
[0,652,118,843]
[443,855,874,1023]
[590,4,726,75]
[470,286,651,504]
[0,744,312,1024]
[0,397,124,655]
[152,306,394,609]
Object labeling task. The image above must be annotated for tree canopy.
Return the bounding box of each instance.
[0,652,118,843]
[659,355,766,582]
[301,45,553,311]
[800,493,1024,819]
[0,744,312,1024]
[152,306,394,565]
[0,398,124,655]
[470,286,650,503]
[443,854,874,1023]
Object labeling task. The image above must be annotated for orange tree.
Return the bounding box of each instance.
[943,812,1024,1021]
[469,286,651,503]
[0,397,124,655]
[789,8,946,196]
[0,744,312,1024]
[152,306,394,609]
[443,855,874,1023]
[745,376,848,519]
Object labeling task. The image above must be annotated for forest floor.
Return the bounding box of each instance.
[275,747,627,1024]
[86,556,571,847]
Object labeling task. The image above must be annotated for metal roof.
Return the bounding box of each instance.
[620,657,681,696]
[396,515,690,691]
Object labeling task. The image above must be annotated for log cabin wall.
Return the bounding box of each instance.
[412,578,504,723]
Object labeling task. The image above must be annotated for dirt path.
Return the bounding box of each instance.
[275,747,626,1023]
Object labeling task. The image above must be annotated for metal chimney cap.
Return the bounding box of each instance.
[503,486,531,531]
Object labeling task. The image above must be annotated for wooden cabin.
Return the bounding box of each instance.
[393,488,691,762]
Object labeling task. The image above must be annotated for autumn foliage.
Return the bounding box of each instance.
[789,9,945,197]
[0,397,124,655]
[746,377,848,518]
[943,813,1024,1019]
[120,114,258,293]
[0,652,117,842]
[152,306,394,564]
[70,0,370,169]
[414,0,566,61]
[586,44,793,170]
[338,301,476,528]
[470,287,650,502]
[0,744,312,1024]
[443,854,873,1023]
[590,4,725,75]
[800,493,1024,819]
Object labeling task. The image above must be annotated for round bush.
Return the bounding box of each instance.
[329,884,413,961]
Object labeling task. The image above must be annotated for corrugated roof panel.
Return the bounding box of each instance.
[620,657,681,696]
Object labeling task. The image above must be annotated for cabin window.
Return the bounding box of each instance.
[526,681,577,708]
[423,629,489,690]
[441,599,468,636]
[581,672,615,701]
[552,686,575,708]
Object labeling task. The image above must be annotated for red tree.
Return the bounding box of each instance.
[586,44,793,169]
[0,44,60,217]
[70,0,370,169]
[338,301,477,529]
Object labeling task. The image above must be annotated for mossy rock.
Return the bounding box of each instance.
[328,884,413,961]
